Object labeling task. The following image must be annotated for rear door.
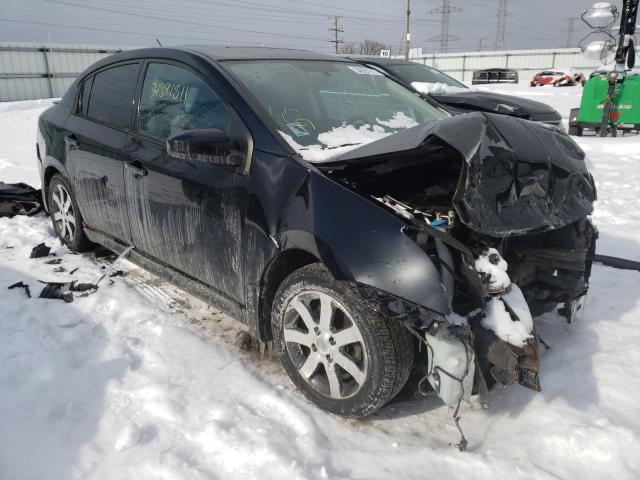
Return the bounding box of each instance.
[64,62,141,242]
[123,61,250,303]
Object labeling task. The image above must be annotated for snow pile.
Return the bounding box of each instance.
[411,82,469,95]
[0,99,55,187]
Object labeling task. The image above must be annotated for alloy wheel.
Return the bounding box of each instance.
[51,183,76,242]
[283,290,368,399]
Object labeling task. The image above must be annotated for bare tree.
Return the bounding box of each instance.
[339,43,358,54]
[359,39,386,55]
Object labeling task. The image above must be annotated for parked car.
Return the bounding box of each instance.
[530,69,586,87]
[350,57,562,125]
[472,68,519,84]
[37,47,596,429]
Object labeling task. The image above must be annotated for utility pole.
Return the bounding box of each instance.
[429,0,462,53]
[564,17,576,48]
[495,0,508,51]
[405,0,411,60]
[328,16,344,54]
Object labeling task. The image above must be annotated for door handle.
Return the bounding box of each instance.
[64,134,78,147]
[126,161,148,178]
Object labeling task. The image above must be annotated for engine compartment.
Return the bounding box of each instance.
[317,114,598,425]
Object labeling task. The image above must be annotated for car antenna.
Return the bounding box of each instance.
[156,38,163,46]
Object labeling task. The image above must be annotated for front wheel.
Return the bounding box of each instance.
[272,263,414,418]
[48,174,93,252]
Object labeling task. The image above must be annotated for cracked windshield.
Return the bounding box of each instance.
[227,60,446,161]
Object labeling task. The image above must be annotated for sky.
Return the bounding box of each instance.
[0,0,604,54]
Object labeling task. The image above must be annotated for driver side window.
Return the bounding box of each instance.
[138,63,229,140]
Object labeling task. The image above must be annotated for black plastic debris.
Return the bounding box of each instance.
[38,280,98,303]
[69,267,79,275]
[0,182,42,218]
[45,258,63,265]
[39,282,74,303]
[53,266,66,273]
[8,281,31,298]
[30,243,51,258]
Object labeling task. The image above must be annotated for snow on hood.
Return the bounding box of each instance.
[411,82,470,95]
[280,112,418,163]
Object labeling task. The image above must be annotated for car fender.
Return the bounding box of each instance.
[274,167,449,315]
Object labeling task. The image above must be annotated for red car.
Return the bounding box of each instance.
[531,69,586,87]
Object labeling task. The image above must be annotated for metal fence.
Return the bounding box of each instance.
[0,42,136,102]
[408,48,603,82]
[0,42,606,101]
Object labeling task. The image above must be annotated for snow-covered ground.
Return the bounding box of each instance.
[1,89,640,479]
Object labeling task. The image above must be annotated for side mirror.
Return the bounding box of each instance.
[166,128,241,167]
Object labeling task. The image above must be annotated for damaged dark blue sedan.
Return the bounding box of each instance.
[37,47,597,441]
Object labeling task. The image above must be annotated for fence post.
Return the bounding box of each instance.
[461,55,467,81]
[505,54,510,69]
[41,47,54,98]
[552,51,557,68]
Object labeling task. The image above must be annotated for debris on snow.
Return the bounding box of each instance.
[29,242,51,258]
[7,281,31,298]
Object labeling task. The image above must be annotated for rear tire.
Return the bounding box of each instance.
[272,263,414,418]
[48,174,93,252]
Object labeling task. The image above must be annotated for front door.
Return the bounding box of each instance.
[123,61,248,303]
[65,62,141,243]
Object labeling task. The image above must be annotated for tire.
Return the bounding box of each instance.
[47,174,93,252]
[272,263,414,418]
[568,125,583,137]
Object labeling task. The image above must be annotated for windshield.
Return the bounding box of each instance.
[386,63,466,88]
[226,60,447,162]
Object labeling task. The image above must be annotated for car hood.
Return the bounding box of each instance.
[319,112,595,237]
[428,90,559,118]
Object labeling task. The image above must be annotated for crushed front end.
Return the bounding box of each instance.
[320,112,597,448]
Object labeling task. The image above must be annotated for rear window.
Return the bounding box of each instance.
[87,63,140,129]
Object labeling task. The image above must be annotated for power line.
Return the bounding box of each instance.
[43,0,329,43]
[495,0,508,50]
[328,16,344,54]
[429,0,462,53]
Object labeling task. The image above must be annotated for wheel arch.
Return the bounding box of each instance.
[257,248,320,340]
[42,165,62,211]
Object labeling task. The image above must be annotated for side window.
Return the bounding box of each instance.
[138,63,229,140]
[87,63,140,129]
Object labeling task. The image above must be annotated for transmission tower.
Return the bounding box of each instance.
[328,16,344,54]
[429,0,462,53]
[495,0,508,51]
[564,17,576,48]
